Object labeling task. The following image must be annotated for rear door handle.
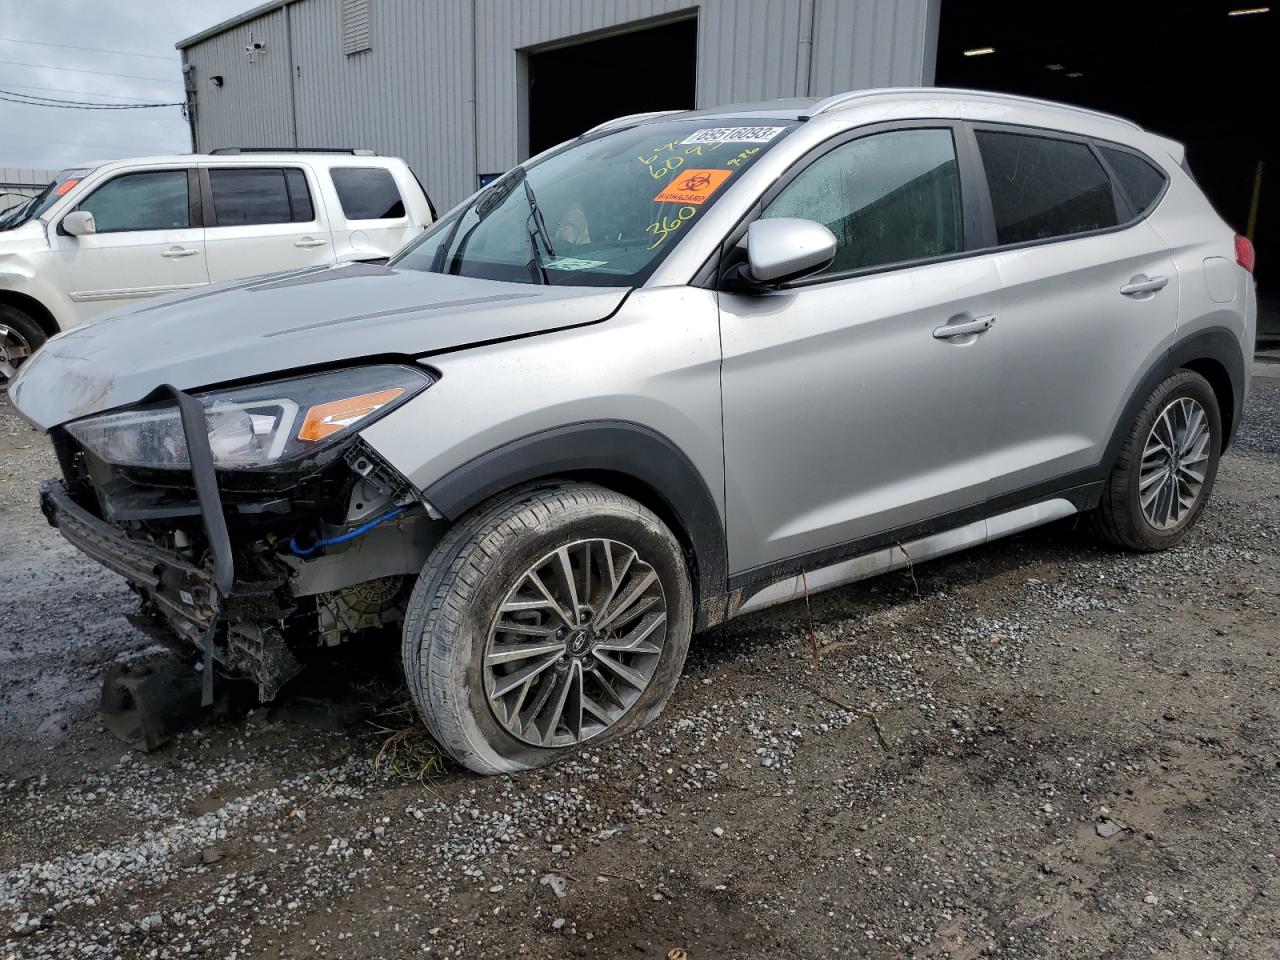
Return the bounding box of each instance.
[294,237,328,248]
[1120,274,1169,297]
[933,314,995,340]
[161,246,199,258]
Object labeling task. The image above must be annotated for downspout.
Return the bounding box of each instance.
[284,1,299,147]
[470,0,480,195]
[797,0,817,96]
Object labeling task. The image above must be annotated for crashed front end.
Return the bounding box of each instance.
[36,364,443,702]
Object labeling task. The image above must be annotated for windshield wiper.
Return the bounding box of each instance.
[522,178,556,286]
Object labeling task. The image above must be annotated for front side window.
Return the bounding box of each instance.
[762,128,963,278]
[976,131,1118,245]
[208,168,313,226]
[394,118,797,286]
[331,167,405,220]
[78,170,189,233]
[1098,146,1167,217]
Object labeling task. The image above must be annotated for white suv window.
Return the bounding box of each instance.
[330,167,405,220]
[763,128,963,277]
[78,170,189,233]
[208,167,314,226]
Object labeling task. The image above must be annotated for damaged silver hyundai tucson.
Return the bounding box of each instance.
[10,90,1256,774]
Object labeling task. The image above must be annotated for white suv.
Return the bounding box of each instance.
[0,149,434,379]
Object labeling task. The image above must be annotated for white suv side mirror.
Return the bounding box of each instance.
[62,211,96,237]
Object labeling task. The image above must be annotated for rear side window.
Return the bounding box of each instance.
[976,131,1118,245]
[763,128,963,277]
[208,167,314,226]
[331,167,405,220]
[1098,146,1167,217]
[78,170,189,233]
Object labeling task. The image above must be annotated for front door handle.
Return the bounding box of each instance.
[1120,274,1169,297]
[161,246,199,258]
[294,237,328,248]
[933,314,995,340]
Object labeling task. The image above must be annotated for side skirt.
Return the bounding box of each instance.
[732,497,1078,617]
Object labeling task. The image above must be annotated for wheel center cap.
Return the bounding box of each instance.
[566,629,592,657]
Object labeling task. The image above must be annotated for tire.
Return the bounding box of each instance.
[402,481,694,775]
[0,303,47,383]
[1089,369,1222,552]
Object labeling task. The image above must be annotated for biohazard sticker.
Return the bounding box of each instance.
[680,126,786,145]
[654,169,734,205]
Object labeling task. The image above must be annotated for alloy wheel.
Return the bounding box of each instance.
[0,323,31,382]
[1139,396,1211,530]
[483,538,668,748]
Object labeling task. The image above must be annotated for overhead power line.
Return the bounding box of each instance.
[0,81,176,104]
[0,89,184,109]
[0,35,180,63]
[0,57,182,85]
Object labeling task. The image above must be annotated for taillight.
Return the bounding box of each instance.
[1235,234,1255,274]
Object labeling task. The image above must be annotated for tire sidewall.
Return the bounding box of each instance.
[426,496,692,772]
[1122,372,1222,549]
[0,304,47,375]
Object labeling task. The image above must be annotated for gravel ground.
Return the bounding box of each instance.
[1,378,1278,960]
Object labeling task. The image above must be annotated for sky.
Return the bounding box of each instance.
[0,0,258,171]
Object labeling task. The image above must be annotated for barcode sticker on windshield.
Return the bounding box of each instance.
[680,126,785,145]
[545,257,608,271]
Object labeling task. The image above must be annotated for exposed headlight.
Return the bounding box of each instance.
[65,365,433,470]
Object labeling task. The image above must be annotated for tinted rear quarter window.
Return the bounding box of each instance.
[1097,146,1168,216]
[209,168,313,225]
[331,167,405,220]
[976,130,1118,245]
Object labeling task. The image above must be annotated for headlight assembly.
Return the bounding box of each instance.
[65,365,433,470]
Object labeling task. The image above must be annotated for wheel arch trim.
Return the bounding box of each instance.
[420,420,728,616]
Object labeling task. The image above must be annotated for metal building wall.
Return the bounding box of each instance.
[0,168,57,199]
[180,0,937,210]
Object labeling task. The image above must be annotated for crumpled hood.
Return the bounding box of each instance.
[10,262,628,430]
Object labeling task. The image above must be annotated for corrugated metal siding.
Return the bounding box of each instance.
[808,0,934,94]
[0,168,58,197]
[341,0,373,55]
[182,0,935,210]
[183,7,294,152]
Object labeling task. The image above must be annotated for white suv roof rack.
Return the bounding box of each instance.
[807,87,1142,131]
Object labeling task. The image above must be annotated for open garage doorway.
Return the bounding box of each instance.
[525,16,698,157]
[937,1,1277,345]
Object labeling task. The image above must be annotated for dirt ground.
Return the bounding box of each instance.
[1,377,1278,960]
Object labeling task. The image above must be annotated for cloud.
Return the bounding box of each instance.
[0,0,255,171]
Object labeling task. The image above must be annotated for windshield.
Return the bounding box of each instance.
[393,118,798,286]
[0,168,91,232]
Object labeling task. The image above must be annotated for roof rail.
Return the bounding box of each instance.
[582,109,687,137]
[209,147,377,156]
[807,87,1142,131]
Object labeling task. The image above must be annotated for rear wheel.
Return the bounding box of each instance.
[402,482,693,774]
[1090,370,1221,551]
[0,304,46,384]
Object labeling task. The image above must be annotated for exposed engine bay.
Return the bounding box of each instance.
[42,428,442,702]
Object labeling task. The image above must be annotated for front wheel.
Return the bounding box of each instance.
[0,304,46,383]
[1089,369,1222,551]
[402,482,693,774]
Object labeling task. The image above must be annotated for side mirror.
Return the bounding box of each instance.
[735,217,836,289]
[62,210,96,237]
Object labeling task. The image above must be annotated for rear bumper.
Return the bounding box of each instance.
[40,478,217,633]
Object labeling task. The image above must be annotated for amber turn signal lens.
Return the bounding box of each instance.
[297,387,405,442]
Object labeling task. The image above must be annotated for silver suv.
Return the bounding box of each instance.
[10,89,1257,774]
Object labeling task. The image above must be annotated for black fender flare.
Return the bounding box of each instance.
[1102,326,1246,477]
[421,420,728,622]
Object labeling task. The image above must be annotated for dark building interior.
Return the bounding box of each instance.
[527,17,698,157]
[937,0,1277,339]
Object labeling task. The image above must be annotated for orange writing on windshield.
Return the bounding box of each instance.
[654,169,733,205]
